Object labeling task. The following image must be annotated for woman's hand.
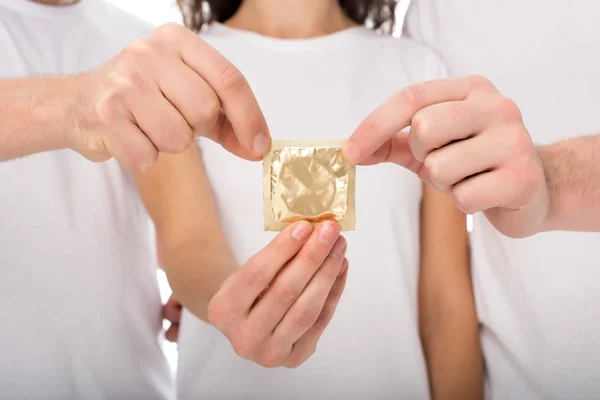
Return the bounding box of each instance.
[208,221,349,368]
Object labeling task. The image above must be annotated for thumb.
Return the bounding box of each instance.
[203,110,262,161]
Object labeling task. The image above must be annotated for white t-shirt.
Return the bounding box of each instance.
[0,1,173,399]
[177,23,447,400]
[405,1,600,399]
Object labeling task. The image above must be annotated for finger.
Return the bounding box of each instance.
[154,24,270,158]
[128,86,193,155]
[247,223,342,335]
[344,75,495,165]
[157,59,221,137]
[217,221,314,313]
[422,129,509,191]
[204,111,261,161]
[357,130,423,173]
[408,99,490,162]
[271,239,347,348]
[103,122,158,171]
[283,259,349,368]
[163,296,182,325]
[451,164,532,215]
[165,325,179,343]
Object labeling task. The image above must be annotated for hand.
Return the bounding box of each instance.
[208,220,349,368]
[163,294,182,343]
[68,23,270,170]
[345,75,549,238]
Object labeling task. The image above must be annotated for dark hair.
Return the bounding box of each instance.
[178,0,398,33]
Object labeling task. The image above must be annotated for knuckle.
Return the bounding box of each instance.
[504,128,532,157]
[121,39,160,66]
[206,295,227,328]
[394,84,425,109]
[95,79,130,124]
[362,120,383,140]
[133,148,158,170]
[232,327,263,359]
[258,351,285,369]
[453,187,477,215]
[468,74,496,92]
[411,112,435,147]
[239,257,266,288]
[423,156,441,182]
[410,111,428,135]
[510,160,543,208]
[490,96,523,122]
[155,22,184,40]
[273,284,303,308]
[193,95,221,130]
[293,306,320,330]
[169,131,194,153]
[220,63,247,91]
[312,312,329,330]
[305,247,324,266]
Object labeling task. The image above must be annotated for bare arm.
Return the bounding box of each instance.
[135,144,237,322]
[135,144,349,368]
[2,23,269,168]
[0,77,75,161]
[419,185,483,400]
[540,134,600,233]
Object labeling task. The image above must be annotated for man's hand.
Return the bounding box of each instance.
[345,75,549,238]
[163,295,182,343]
[208,220,349,368]
[68,23,270,170]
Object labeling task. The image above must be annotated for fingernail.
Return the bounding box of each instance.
[344,141,361,164]
[338,258,349,277]
[329,237,346,259]
[292,221,312,241]
[253,132,270,156]
[318,222,339,244]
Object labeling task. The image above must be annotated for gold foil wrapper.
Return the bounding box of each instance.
[263,140,356,231]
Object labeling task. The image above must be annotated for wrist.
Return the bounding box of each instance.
[58,74,85,151]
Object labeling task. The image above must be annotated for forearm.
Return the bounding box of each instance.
[0,76,76,160]
[162,239,238,322]
[419,186,483,400]
[539,134,600,233]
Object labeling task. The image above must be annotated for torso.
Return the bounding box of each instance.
[0,1,172,398]
[405,1,600,398]
[177,23,446,400]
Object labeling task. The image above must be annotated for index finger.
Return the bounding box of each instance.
[166,26,271,158]
[344,77,475,165]
[217,221,314,312]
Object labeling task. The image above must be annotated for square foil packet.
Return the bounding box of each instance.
[263,140,356,231]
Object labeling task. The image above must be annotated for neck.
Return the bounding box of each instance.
[28,0,79,5]
[226,0,357,39]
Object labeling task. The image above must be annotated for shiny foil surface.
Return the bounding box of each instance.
[263,140,355,231]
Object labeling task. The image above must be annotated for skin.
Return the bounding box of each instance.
[155,0,481,394]
[345,75,549,239]
[1,15,271,168]
[419,185,483,400]
[136,147,348,368]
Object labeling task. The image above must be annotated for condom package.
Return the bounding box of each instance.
[263,140,356,231]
